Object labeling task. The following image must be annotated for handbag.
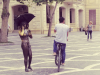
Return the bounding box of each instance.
[85,30,87,35]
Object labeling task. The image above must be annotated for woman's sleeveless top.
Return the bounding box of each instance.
[20,29,29,41]
[88,25,92,31]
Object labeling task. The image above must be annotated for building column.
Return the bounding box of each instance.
[9,5,14,31]
[67,5,71,27]
[55,5,59,24]
[83,8,85,28]
[75,8,79,28]
[65,5,70,26]
[85,9,89,27]
[41,5,46,34]
[96,9,99,30]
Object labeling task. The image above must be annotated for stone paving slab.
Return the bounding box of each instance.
[0,31,100,75]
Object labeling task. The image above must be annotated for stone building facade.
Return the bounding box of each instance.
[0,0,99,34]
[85,0,100,31]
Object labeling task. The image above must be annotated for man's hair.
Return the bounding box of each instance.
[59,17,65,23]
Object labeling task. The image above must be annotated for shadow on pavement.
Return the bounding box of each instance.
[32,68,64,75]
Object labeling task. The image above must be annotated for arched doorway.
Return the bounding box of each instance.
[12,5,28,30]
[79,9,83,29]
[70,8,75,23]
[59,7,66,22]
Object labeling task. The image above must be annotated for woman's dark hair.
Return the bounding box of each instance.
[19,21,28,31]
[59,17,65,23]
[20,21,27,26]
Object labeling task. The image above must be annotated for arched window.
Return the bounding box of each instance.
[89,10,96,25]
[70,8,75,23]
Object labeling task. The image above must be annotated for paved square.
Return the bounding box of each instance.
[0,31,100,75]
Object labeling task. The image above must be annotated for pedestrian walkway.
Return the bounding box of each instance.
[0,31,100,75]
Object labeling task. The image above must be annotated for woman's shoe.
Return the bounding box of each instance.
[25,68,29,72]
[28,67,33,71]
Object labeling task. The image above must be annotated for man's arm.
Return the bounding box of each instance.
[67,26,69,41]
[67,31,69,41]
[54,25,57,33]
[67,32,68,37]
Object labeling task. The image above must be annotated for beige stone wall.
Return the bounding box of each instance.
[85,0,100,30]
[0,0,86,34]
[64,1,85,32]
[45,1,85,33]
[9,1,45,34]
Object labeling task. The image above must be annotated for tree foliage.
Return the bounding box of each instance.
[16,0,65,5]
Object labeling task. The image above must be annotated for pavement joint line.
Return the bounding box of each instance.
[84,63,100,70]
[66,55,90,61]
[65,60,100,61]
[1,32,100,74]
[0,52,22,55]
[31,60,54,66]
[50,68,100,75]
[0,67,25,72]
[66,52,100,56]
[33,58,54,61]
[66,53,91,56]
[32,67,79,70]
[32,54,53,58]
[0,58,24,62]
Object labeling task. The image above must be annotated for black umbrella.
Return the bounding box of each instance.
[15,13,35,26]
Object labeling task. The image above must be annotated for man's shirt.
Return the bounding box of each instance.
[54,23,69,44]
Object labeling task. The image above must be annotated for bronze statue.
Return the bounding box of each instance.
[18,22,33,72]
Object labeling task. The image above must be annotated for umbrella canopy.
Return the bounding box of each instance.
[15,13,35,26]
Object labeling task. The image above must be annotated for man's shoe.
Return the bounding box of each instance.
[62,63,65,66]
[53,53,56,56]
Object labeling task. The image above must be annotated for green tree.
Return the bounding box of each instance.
[0,0,10,42]
[0,0,65,42]
[17,0,65,36]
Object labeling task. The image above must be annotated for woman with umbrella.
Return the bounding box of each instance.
[16,13,35,72]
[18,22,33,72]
